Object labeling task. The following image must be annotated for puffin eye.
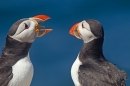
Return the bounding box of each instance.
[82,23,85,28]
[24,23,29,29]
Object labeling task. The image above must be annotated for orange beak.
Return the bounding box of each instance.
[69,22,81,39]
[30,14,52,37]
[69,22,79,36]
[36,29,52,37]
[33,15,50,21]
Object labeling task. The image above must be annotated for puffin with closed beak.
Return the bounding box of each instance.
[69,19,127,86]
[0,15,52,86]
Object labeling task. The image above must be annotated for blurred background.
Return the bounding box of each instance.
[0,0,130,86]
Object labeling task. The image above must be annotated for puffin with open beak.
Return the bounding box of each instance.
[69,20,127,86]
[0,15,52,86]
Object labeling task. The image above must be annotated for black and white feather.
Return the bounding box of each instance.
[71,20,127,86]
[0,15,50,86]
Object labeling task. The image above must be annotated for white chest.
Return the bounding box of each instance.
[8,53,34,86]
[71,55,82,86]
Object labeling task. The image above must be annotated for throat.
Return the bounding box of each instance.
[1,35,32,66]
[3,35,32,56]
[79,38,106,64]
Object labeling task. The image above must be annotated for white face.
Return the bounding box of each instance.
[78,20,97,43]
[10,20,37,43]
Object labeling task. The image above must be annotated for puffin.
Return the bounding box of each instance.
[69,20,127,86]
[0,15,52,86]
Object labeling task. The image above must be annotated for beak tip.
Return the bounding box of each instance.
[45,29,53,34]
[69,23,79,36]
[69,22,82,39]
[33,14,50,21]
[69,32,74,37]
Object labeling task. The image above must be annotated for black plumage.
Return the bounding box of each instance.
[77,20,127,86]
[78,39,127,86]
[0,35,32,86]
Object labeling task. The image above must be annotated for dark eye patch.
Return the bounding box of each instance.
[24,23,29,29]
[8,19,28,36]
[82,23,85,28]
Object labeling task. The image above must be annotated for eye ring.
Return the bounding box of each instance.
[82,23,85,28]
[82,22,91,31]
[24,23,29,29]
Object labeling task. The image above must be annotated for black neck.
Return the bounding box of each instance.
[0,35,32,67]
[2,35,32,57]
[79,38,106,64]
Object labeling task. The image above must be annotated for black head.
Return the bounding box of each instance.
[8,19,28,36]
[86,20,104,39]
[7,15,52,43]
[69,19,104,43]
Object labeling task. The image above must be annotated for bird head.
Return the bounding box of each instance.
[69,20,104,43]
[8,14,52,43]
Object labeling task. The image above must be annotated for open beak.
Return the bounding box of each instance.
[69,22,82,39]
[30,15,52,37]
